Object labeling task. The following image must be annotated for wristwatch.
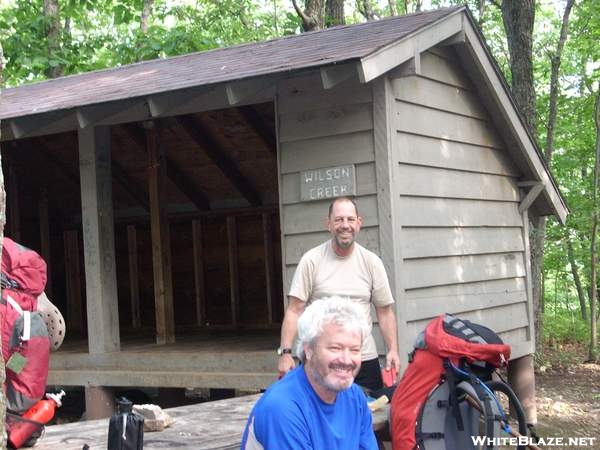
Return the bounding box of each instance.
[277,347,292,356]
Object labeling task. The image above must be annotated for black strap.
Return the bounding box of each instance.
[468,371,496,450]
[444,359,464,432]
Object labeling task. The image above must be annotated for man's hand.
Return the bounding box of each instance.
[384,350,401,383]
[277,354,296,379]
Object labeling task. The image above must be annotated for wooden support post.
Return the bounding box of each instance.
[7,157,21,241]
[508,354,537,425]
[146,122,175,344]
[127,225,141,329]
[64,230,84,335]
[227,216,239,327]
[78,126,120,353]
[85,386,115,420]
[192,219,206,326]
[39,187,52,296]
[262,213,275,325]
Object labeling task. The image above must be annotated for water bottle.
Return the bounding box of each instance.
[8,390,66,448]
[107,397,144,450]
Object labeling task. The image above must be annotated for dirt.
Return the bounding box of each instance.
[532,344,600,449]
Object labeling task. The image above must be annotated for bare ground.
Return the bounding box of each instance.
[533,344,600,449]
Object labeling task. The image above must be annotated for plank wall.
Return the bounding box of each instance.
[277,71,387,342]
[390,48,533,361]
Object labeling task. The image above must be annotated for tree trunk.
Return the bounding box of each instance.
[501,0,536,132]
[567,236,588,320]
[590,91,600,362]
[359,0,376,21]
[0,39,7,450]
[545,0,574,161]
[326,0,344,26]
[43,0,63,79]
[291,0,324,32]
[140,0,154,34]
[501,0,542,351]
[388,0,398,16]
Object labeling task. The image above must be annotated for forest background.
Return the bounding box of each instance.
[0,0,598,413]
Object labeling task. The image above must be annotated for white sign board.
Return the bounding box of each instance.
[300,165,356,201]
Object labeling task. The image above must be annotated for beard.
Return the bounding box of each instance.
[308,359,359,394]
[334,232,355,250]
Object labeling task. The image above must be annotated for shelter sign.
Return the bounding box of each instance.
[300,165,356,201]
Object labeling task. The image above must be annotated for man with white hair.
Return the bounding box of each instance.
[241,297,378,450]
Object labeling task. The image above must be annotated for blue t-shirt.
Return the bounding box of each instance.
[241,366,378,450]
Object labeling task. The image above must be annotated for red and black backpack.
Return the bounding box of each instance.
[1,237,50,413]
[390,314,528,450]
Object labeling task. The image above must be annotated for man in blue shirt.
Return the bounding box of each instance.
[241,297,378,450]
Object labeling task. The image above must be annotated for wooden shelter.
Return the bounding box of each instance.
[0,6,567,410]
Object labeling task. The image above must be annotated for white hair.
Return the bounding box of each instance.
[295,297,369,362]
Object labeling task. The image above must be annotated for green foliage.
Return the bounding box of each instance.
[0,0,298,86]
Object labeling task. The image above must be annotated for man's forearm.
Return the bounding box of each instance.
[376,306,399,352]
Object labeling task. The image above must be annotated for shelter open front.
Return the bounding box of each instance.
[1,101,283,349]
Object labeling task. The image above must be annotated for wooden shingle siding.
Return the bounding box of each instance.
[398,165,519,201]
[401,227,525,259]
[277,73,378,294]
[391,47,532,359]
[404,278,528,320]
[403,253,526,290]
[396,133,519,176]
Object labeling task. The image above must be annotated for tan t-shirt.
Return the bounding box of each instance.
[288,240,394,360]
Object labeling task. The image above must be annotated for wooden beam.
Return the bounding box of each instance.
[9,110,76,139]
[192,219,207,326]
[7,155,21,241]
[227,216,240,327]
[77,99,145,129]
[121,123,211,210]
[518,181,544,214]
[358,11,463,83]
[111,160,150,212]
[147,86,228,118]
[39,188,52,296]
[176,115,262,206]
[226,78,275,106]
[63,229,83,335]
[146,123,176,345]
[78,126,120,353]
[127,225,141,329]
[320,63,360,89]
[262,213,275,325]
[237,106,276,155]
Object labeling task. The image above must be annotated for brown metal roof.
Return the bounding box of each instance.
[0,7,462,120]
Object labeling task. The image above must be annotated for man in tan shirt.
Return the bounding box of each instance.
[277,197,400,391]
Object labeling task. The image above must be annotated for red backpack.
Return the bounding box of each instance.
[390,314,512,450]
[1,237,50,413]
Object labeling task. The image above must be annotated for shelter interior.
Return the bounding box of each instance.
[1,102,284,344]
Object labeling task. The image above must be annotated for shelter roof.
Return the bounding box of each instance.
[0,7,459,119]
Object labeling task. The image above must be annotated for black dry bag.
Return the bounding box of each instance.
[108,397,144,450]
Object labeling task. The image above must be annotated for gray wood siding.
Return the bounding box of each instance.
[277,72,379,293]
[391,48,532,361]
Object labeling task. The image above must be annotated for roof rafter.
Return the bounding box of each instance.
[121,122,211,211]
[237,105,276,156]
[175,115,262,207]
